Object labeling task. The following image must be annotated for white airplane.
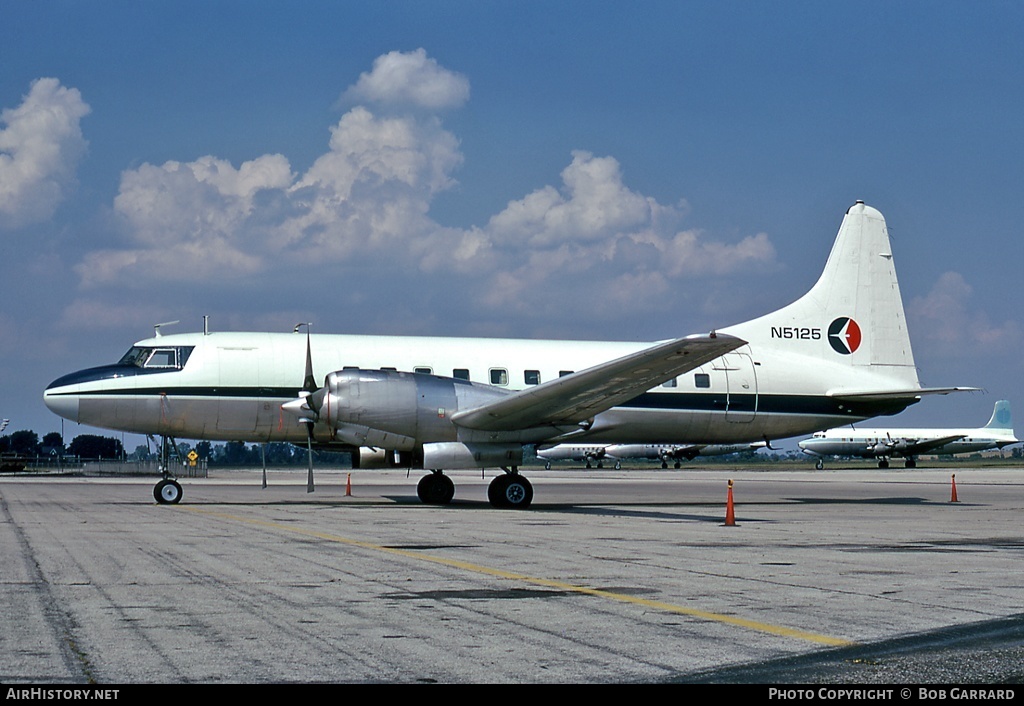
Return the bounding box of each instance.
[535,442,765,469]
[44,201,973,508]
[535,444,614,469]
[799,400,1018,469]
[610,442,767,468]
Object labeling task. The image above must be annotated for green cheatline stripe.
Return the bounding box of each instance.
[53,385,910,418]
[181,505,854,647]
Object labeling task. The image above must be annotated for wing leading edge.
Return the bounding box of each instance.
[450,333,745,432]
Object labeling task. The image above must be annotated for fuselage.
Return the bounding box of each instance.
[44,328,915,448]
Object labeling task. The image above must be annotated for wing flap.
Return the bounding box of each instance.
[451,333,745,432]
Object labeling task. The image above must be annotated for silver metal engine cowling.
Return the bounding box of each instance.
[317,369,509,445]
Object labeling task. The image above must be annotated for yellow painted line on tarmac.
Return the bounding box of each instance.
[182,505,853,647]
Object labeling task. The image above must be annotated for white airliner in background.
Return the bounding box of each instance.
[44,202,973,508]
[536,442,765,469]
[799,400,1018,469]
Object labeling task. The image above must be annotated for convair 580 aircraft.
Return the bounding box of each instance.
[799,400,1018,469]
[45,202,972,508]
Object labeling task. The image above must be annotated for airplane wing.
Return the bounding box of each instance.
[450,333,745,432]
[891,434,966,456]
[665,445,705,461]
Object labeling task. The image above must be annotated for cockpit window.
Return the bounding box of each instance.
[118,346,194,370]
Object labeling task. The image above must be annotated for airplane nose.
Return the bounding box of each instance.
[44,385,80,422]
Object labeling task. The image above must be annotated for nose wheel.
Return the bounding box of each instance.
[154,478,183,504]
[151,434,183,504]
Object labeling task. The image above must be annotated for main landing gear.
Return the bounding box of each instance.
[417,471,455,505]
[876,458,917,468]
[416,468,535,509]
[487,469,534,509]
[151,435,183,505]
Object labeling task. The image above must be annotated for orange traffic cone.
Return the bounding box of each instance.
[950,474,959,503]
[346,473,352,497]
[724,479,736,526]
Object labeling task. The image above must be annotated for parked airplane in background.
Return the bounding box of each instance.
[536,443,612,469]
[45,202,973,508]
[798,400,1018,469]
[536,442,765,469]
[610,442,767,468]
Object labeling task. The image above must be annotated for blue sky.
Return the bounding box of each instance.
[2,1,1022,449]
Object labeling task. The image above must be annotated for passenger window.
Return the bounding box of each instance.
[524,370,541,385]
[414,367,432,375]
[662,377,678,388]
[490,368,509,386]
[559,370,574,377]
[695,373,711,388]
[381,367,397,371]
[453,368,470,380]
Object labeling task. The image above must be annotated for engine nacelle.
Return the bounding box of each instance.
[890,439,913,453]
[310,368,516,449]
[288,368,570,469]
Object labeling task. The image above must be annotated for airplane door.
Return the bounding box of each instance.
[722,353,757,423]
[217,347,260,433]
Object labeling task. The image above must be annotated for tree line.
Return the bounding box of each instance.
[0,429,344,466]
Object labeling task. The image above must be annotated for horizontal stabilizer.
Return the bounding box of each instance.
[827,386,980,402]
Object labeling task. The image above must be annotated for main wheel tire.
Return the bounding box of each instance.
[417,473,455,505]
[488,474,533,509]
[487,475,509,507]
[154,479,182,504]
[503,476,533,509]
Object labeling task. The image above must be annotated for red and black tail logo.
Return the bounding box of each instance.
[828,317,862,354]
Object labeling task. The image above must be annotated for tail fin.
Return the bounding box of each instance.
[984,400,1013,431]
[725,201,921,389]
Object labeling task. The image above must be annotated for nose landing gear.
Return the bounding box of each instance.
[151,435,183,505]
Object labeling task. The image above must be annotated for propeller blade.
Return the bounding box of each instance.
[294,322,316,494]
[303,329,317,395]
[305,420,315,493]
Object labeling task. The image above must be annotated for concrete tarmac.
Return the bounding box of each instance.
[1,465,1022,684]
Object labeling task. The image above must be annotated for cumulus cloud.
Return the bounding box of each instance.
[79,102,463,285]
[341,48,470,111]
[0,78,90,229]
[485,151,667,248]
[449,151,774,278]
[71,49,779,333]
[908,271,1022,355]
